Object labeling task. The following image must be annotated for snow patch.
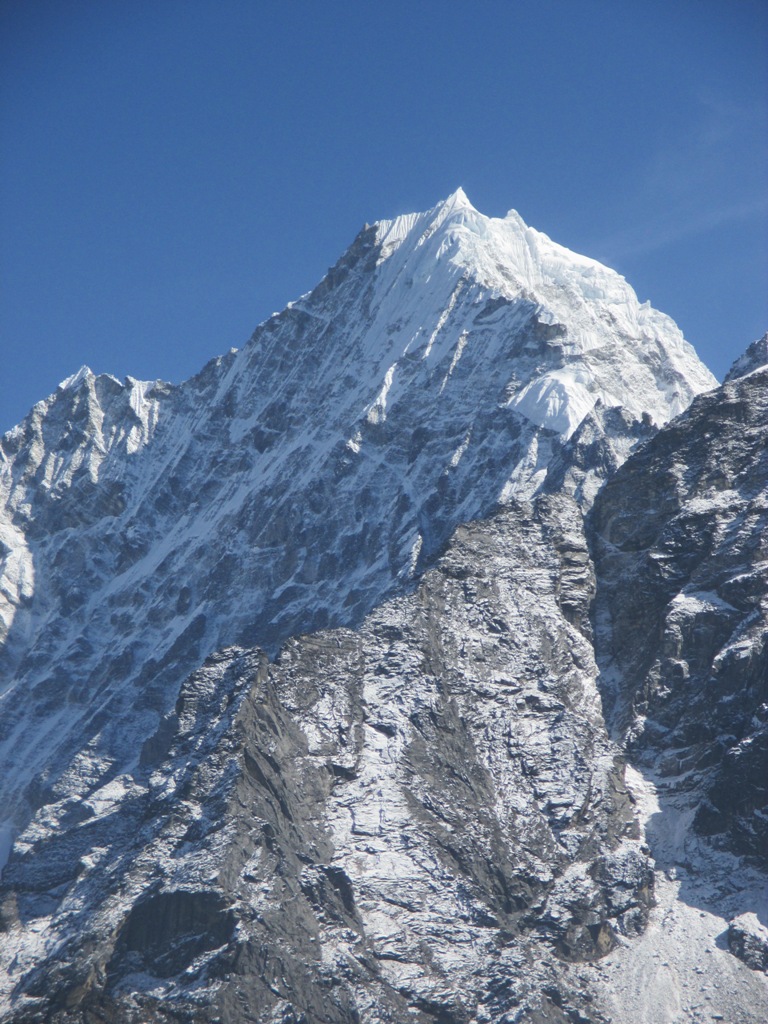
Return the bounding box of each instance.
[669,590,738,617]
[347,430,362,454]
[407,534,422,576]
[0,517,35,641]
[508,367,625,439]
[588,766,768,1023]
[440,332,469,393]
[424,283,463,360]
[449,430,471,468]
[366,364,397,425]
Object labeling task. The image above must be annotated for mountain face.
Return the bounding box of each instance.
[0,193,765,1023]
[592,352,768,865]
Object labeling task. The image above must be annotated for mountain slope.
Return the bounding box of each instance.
[3,356,766,1023]
[1,495,646,1024]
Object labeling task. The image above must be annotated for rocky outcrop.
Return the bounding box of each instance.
[729,914,768,973]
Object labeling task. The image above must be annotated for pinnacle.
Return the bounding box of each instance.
[58,365,93,391]
[440,186,474,212]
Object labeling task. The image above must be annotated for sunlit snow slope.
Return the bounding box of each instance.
[0,190,715,853]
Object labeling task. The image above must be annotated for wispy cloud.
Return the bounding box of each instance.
[590,92,768,265]
[597,195,768,261]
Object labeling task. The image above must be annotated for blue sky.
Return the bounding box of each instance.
[2,0,766,433]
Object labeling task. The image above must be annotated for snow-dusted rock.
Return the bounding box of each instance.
[724,332,768,382]
[729,913,768,972]
[592,363,768,865]
[0,496,647,1023]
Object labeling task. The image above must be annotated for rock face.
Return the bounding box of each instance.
[592,365,768,865]
[0,193,765,1022]
[723,331,768,382]
[0,498,653,1024]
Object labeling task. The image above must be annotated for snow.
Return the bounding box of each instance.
[439,330,468,393]
[669,590,738,617]
[369,189,716,440]
[448,430,471,468]
[0,516,34,644]
[83,775,134,817]
[406,533,422,576]
[587,766,768,1024]
[423,280,464,359]
[509,368,618,438]
[365,363,397,424]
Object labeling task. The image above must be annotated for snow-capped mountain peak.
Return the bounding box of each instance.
[363,190,716,440]
[0,192,714,871]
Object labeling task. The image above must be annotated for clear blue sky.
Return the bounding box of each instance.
[2,0,766,433]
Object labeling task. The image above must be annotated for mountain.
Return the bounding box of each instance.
[0,192,764,1023]
[0,190,714,852]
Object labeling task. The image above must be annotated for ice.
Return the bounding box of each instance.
[509,369,613,438]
